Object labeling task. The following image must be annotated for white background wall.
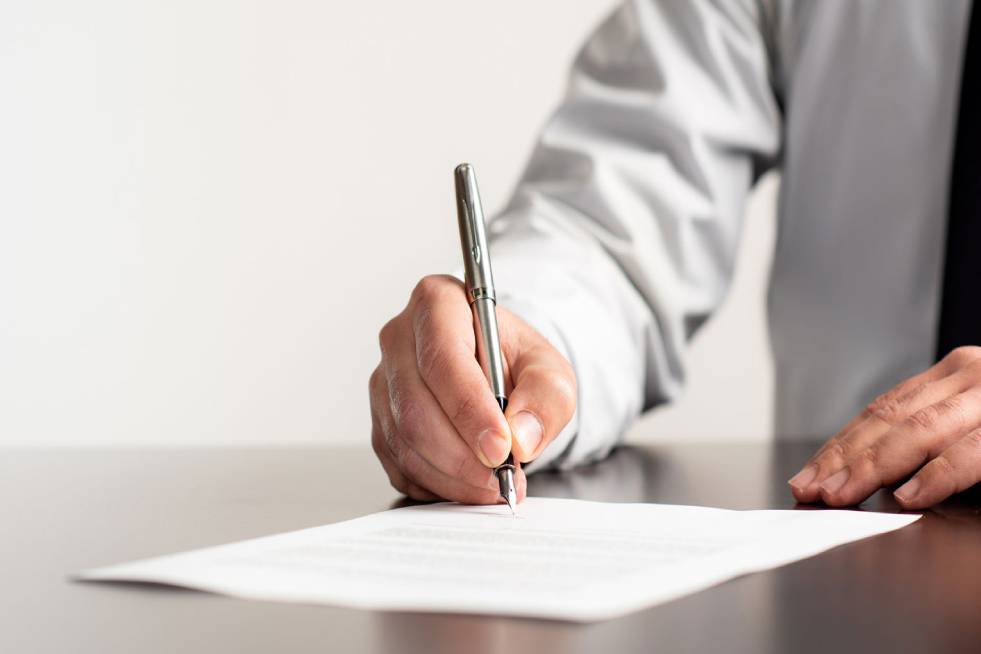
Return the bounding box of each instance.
[0,0,775,448]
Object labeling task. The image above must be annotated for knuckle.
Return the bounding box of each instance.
[866,393,906,426]
[378,317,401,355]
[907,404,944,433]
[411,275,451,306]
[828,439,851,463]
[947,346,981,368]
[859,444,881,468]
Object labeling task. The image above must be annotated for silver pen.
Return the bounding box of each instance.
[454,163,517,514]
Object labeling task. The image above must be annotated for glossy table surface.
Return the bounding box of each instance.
[3,442,981,654]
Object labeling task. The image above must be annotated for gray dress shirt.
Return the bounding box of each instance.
[488,0,973,470]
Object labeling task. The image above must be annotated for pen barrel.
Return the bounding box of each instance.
[455,163,507,407]
[471,297,507,403]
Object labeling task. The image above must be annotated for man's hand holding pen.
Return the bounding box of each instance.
[369,274,577,504]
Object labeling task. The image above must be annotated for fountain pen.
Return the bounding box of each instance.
[453,163,517,514]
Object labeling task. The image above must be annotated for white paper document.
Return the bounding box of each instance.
[79,498,919,622]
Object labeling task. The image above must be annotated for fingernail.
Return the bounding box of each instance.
[788,464,818,490]
[477,429,510,467]
[895,477,921,503]
[510,411,543,457]
[820,467,851,494]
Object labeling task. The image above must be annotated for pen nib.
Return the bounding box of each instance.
[496,459,518,517]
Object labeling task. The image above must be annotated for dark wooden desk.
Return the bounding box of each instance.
[3,442,980,654]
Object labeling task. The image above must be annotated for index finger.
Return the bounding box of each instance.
[410,276,512,468]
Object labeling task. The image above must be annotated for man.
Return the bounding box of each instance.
[368,1,981,510]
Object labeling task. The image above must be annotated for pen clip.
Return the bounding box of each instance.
[465,198,482,265]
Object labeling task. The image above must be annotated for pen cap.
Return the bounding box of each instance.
[454,163,496,302]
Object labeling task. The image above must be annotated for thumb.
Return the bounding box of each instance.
[504,336,577,464]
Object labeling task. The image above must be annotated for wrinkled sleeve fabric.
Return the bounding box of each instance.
[490,0,782,471]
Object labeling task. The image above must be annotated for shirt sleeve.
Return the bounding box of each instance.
[490,0,782,471]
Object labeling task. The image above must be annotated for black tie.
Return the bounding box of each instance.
[937,2,981,361]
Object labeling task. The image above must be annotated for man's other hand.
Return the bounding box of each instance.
[789,346,981,509]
